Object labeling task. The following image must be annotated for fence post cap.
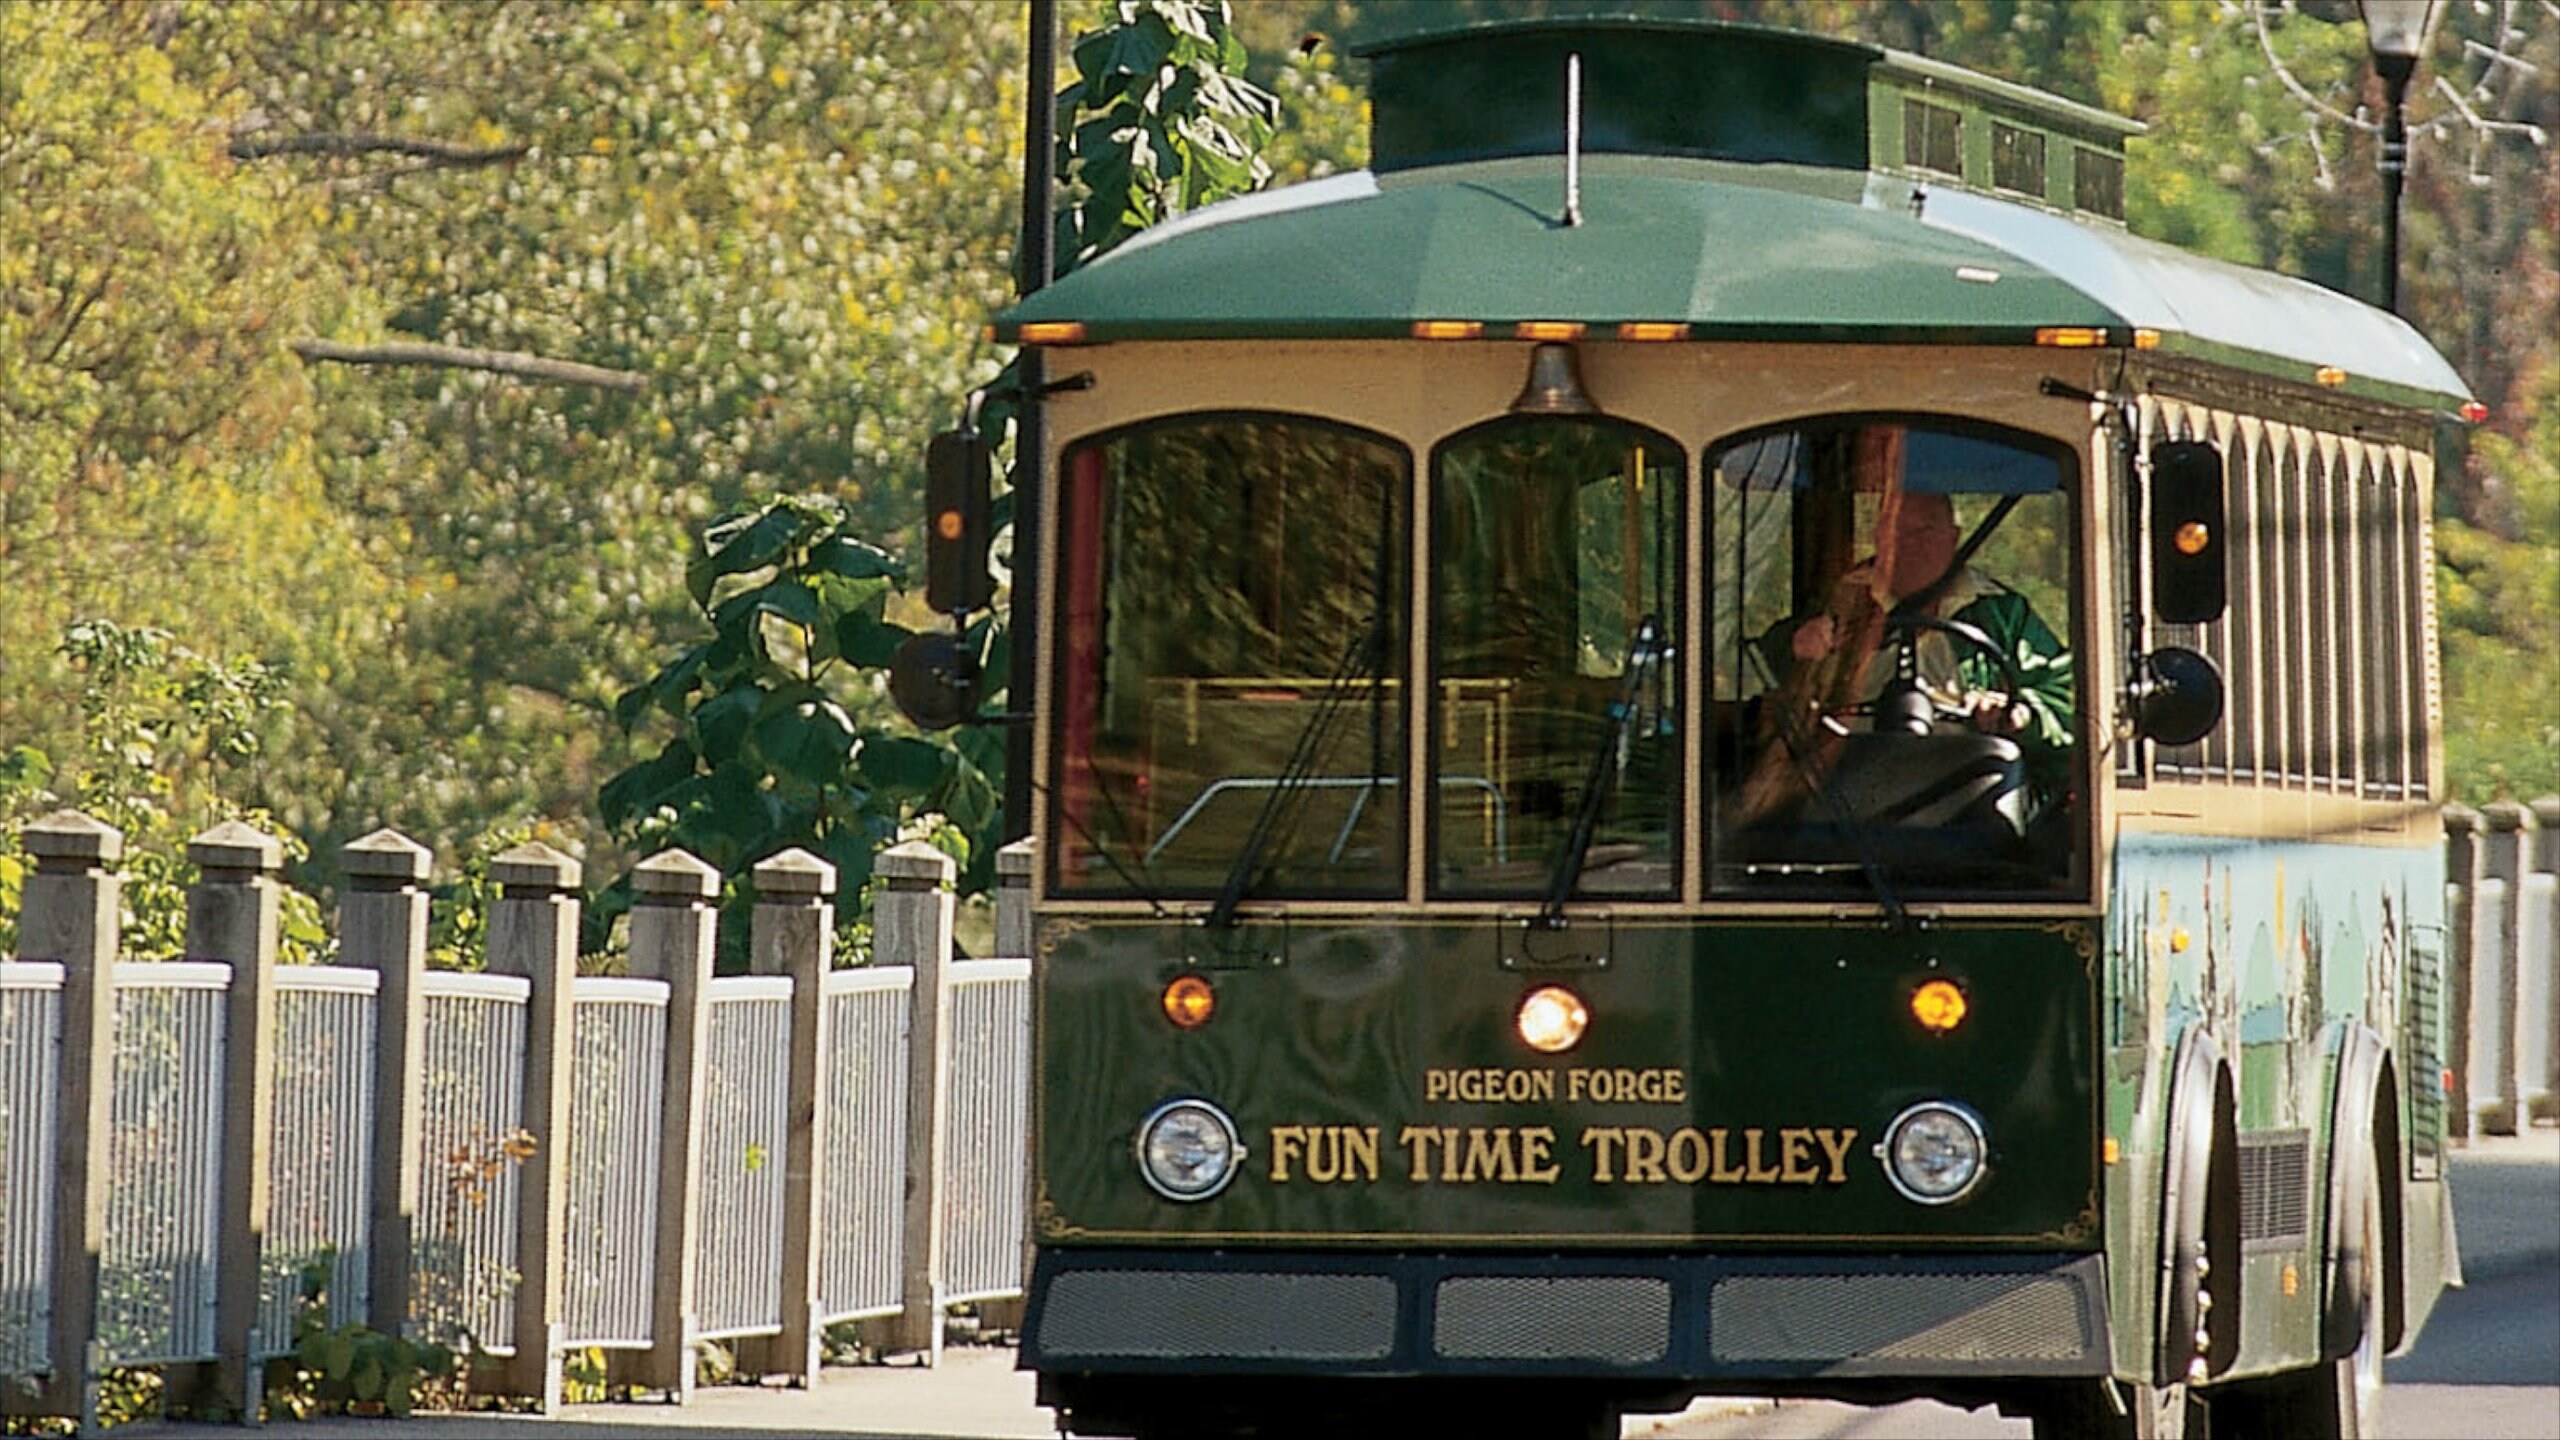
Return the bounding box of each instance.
[2531,796,2560,828]
[996,838,1037,879]
[188,818,283,873]
[2442,802,2482,833]
[878,839,956,885]
[752,847,837,898]
[2482,797,2531,832]
[22,809,124,865]
[634,846,721,900]
[492,840,583,892]
[341,827,433,882]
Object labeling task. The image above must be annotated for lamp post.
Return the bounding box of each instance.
[2357,0,2446,315]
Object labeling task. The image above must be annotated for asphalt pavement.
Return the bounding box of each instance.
[118,1127,2559,1440]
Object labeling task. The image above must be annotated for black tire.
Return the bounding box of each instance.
[2213,1165,2385,1440]
[2030,1378,2204,1439]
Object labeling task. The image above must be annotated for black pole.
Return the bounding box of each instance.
[2376,53,2414,315]
[1005,0,1057,842]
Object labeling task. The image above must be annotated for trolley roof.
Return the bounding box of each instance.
[993,18,2471,411]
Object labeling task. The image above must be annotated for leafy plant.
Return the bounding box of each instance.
[267,1253,456,1420]
[599,495,997,966]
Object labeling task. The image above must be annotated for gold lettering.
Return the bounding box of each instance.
[1424,1071,1452,1103]
[1343,1125,1380,1183]
[1439,1126,1466,1181]
[1307,1127,1344,1183]
[1709,1127,1745,1183]
[1399,1124,1439,1182]
[1518,1126,1561,1183]
[1744,1127,1781,1183]
[1668,1127,1711,1183]
[1624,1126,1668,1184]
[1815,1127,1860,1184]
[1581,1126,1625,1183]
[1269,1125,1306,1183]
[1461,1127,1519,1183]
[1780,1127,1818,1184]
[1661,1071,1687,1104]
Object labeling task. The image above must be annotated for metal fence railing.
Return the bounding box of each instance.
[939,959,1031,1306]
[261,966,379,1356]
[0,961,62,1378]
[695,976,791,1342]
[1,823,1040,1419]
[101,962,230,1367]
[819,966,911,1325]
[561,976,668,1350]
[413,970,530,1357]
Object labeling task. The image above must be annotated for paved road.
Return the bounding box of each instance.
[128,1132,2557,1440]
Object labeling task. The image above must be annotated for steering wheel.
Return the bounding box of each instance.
[1834,612,2027,729]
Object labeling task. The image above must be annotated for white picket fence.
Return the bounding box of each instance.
[0,815,1028,1430]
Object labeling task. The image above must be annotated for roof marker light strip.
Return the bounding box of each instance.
[1412,320,1485,340]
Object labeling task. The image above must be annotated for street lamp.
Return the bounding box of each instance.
[2357,0,2447,314]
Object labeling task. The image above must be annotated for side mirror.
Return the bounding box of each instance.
[889,632,977,732]
[2148,440,2226,625]
[2127,645,2224,747]
[925,430,993,615]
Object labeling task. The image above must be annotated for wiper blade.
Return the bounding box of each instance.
[1207,623,1383,930]
[1539,614,1666,925]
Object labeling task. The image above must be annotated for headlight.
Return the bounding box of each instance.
[1878,1100,1989,1205]
[1134,1098,1244,1202]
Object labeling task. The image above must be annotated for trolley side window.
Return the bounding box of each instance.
[1051,414,1410,898]
[1428,417,1683,899]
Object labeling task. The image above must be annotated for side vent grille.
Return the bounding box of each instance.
[2238,1130,2311,1249]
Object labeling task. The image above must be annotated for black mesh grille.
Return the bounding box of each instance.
[1432,1276,1671,1364]
[2240,1131,2312,1247]
[1037,1270,1396,1361]
[1710,1271,2091,1364]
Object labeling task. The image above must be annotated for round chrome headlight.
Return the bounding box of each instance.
[1878,1100,1990,1205]
[1134,1098,1244,1202]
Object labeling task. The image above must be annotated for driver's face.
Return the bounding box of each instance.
[1884,496,1959,601]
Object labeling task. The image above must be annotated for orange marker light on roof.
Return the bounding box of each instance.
[1617,322,1691,342]
[1019,321,1088,344]
[1514,321,1587,341]
[2315,365,2349,387]
[2134,328,2163,350]
[1911,979,1969,1033]
[2460,401,2490,424]
[1411,320,1484,340]
[2035,327,2109,348]
[1161,974,1216,1030]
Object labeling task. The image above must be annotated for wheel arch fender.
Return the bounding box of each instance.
[2323,1021,2406,1357]
[2157,1023,2241,1387]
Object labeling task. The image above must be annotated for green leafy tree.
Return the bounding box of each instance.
[599,495,999,964]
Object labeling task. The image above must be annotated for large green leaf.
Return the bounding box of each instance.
[854,734,950,798]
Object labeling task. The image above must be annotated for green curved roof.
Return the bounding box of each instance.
[993,155,2472,410]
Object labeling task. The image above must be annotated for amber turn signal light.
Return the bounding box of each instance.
[1162,974,1216,1030]
[1910,978,1968,1033]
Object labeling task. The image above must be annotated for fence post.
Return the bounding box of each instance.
[879,841,956,1363]
[2479,800,2531,1135]
[2444,804,2481,1142]
[739,848,835,1386]
[184,820,284,1421]
[9,813,122,1428]
[2522,797,2560,1124]
[626,849,719,1402]
[338,829,434,1339]
[484,842,581,1411]
[977,839,1037,1336]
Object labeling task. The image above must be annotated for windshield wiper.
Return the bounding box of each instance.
[1539,614,1666,926]
[1207,621,1384,930]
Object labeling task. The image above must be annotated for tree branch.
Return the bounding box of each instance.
[290,339,647,393]
[229,132,532,168]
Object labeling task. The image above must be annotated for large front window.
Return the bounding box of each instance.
[1053,415,1408,898]
[1707,418,2082,896]
[1431,417,1682,899]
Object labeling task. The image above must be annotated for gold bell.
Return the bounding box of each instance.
[1510,341,1598,415]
